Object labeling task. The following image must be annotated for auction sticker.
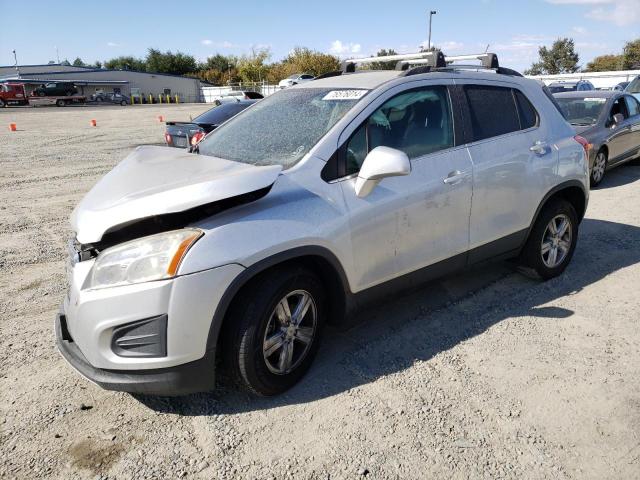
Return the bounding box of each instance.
[322,90,368,100]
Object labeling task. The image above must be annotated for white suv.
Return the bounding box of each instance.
[56,52,589,397]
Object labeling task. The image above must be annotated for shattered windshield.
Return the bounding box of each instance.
[197,88,367,168]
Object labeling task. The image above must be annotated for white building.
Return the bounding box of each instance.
[0,63,208,102]
[528,70,640,89]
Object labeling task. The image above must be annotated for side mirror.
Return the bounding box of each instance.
[354,146,411,198]
[612,113,624,126]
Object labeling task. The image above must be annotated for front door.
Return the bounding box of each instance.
[338,83,473,292]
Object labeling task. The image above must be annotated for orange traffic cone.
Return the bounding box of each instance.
[9,123,17,131]
[90,119,97,127]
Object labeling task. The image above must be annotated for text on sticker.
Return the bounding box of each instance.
[322,90,368,101]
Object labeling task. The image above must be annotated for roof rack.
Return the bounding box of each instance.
[341,50,447,72]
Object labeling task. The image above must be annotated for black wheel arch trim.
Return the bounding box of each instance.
[205,246,352,352]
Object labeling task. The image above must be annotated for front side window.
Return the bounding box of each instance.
[464,85,520,141]
[624,95,640,117]
[610,97,629,121]
[198,88,367,168]
[344,86,454,175]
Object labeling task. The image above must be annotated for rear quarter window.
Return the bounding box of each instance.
[464,85,520,141]
[514,90,538,129]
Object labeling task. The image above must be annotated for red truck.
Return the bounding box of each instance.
[0,83,86,107]
[0,83,28,107]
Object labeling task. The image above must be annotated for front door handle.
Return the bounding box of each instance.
[530,141,548,155]
[443,170,465,185]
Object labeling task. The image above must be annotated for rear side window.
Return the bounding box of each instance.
[514,90,538,129]
[464,85,520,141]
[624,95,640,117]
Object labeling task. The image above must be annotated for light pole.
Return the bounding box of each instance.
[428,10,437,51]
[13,49,20,77]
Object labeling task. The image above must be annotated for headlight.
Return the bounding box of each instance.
[86,229,202,290]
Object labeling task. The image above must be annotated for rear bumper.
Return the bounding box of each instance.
[55,309,216,396]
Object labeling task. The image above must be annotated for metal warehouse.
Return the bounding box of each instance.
[0,63,206,102]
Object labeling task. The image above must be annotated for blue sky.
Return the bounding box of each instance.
[1,0,638,72]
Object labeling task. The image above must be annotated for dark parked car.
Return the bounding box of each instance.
[90,92,130,106]
[33,82,77,97]
[613,81,630,91]
[164,100,257,148]
[548,80,595,94]
[554,90,640,186]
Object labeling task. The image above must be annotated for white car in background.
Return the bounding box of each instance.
[278,73,315,88]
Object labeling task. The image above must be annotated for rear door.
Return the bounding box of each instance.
[606,96,633,163]
[457,81,557,258]
[623,95,640,159]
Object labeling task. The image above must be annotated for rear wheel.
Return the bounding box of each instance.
[56,99,65,107]
[590,150,607,187]
[120,100,127,106]
[222,266,325,396]
[521,199,578,280]
[0,99,5,107]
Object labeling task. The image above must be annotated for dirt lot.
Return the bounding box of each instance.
[0,104,639,480]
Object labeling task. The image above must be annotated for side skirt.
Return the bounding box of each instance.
[346,229,528,315]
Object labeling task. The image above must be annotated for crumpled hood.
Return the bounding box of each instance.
[72,145,282,244]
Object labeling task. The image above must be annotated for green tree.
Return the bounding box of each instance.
[104,56,146,72]
[93,61,102,69]
[145,48,197,75]
[622,38,640,70]
[237,48,271,83]
[72,57,85,67]
[584,54,623,72]
[369,49,399,70]
[525,38,580,75]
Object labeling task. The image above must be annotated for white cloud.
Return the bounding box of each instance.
[546,0,639,26]
[106,42,120,47]
[329,40,362,57]
[201,40,237,48]
[571,26,587,34]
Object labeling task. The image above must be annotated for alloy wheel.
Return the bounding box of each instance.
[541,214,572,268]
[262,289,317,375]
[592,152,606,183]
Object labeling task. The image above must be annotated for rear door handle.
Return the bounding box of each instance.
[443,170,465,185]
[530,141,548,155]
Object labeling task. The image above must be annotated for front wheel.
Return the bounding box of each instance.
[520,199,579,280]
[590,150,607,187]
[0,99,5,108]
[222,266,325,396]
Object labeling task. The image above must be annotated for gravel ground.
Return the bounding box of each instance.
[0,104,639,480]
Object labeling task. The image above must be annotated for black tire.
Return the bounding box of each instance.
[56,99,65,107]
[120,100,127,106]
[521,198,579,280]
[0,99,5,108]
[222,266,326,396]
[590,149,607,187]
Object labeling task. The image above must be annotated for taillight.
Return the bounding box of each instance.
[164,132,172,145]
[191,131,205,146]
[574,135,591,156]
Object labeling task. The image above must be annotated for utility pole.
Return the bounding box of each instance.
[428,10,437,51]
[13,49,20,78]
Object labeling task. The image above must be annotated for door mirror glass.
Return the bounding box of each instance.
[354,146,410,198]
